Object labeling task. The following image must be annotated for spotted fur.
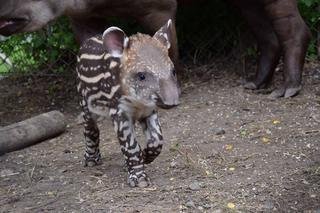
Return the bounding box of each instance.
[77,20,179,187]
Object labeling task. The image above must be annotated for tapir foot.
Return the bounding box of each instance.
[241,79,267,90]
[127,172,150,188]
[84,154,102,167]
[268,86,301,99]
[243,81,258,90]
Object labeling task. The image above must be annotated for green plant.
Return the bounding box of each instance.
[298,0,320,60]
[0,17,77,73]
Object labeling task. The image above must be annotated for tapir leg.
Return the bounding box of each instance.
[262,0,311,98]
[235,0,281,90]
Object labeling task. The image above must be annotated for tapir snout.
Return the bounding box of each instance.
[158,77,180,109]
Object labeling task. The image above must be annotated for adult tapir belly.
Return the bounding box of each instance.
[0,0,311,98]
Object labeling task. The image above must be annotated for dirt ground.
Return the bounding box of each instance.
[0,61,319,212]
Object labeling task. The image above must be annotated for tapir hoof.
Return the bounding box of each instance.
[243,81,258,90]
[268,86,286,99]
[268,86,301,99]
[84,155,102,167]
[284,86,302,98]
[127,172,150,188]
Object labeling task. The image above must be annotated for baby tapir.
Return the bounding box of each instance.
[77,19,179,187]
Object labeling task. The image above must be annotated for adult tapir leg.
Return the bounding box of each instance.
[262,0,311,98]
[234,0,281,90]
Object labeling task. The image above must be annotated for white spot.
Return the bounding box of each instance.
[109,61,118,69]
[109,108,117,116]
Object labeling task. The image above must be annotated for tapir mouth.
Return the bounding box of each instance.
[0,17,29,36]
[155,95,180,109]
[156,102,179,109]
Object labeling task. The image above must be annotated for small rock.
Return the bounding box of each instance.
[94,171,104,177]
[215,129,226,135]
[59,168,68,173]
[263,200,275,210]
[203,204,212,209]
[63,149,71,154]
[189,181,201,191]
[212,209,222,213]
[185,200,195,208]
[170,161,177,168]
[198,206,204,211]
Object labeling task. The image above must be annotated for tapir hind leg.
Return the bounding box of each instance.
[234,0,281,90]
[262,0,311,98]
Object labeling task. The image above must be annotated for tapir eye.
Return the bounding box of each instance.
[137,72,146,81]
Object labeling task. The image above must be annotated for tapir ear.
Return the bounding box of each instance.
[153,19,172,49]
[102,26,129,58]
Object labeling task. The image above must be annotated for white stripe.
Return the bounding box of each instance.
[90,37,103,44]
[80,53,105,60]
[119,121,129,131]
[109,85,121,98]
[120,128,131,141]
[78,72,111,83]
[109,108,117,116]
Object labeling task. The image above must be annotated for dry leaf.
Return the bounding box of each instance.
[227,202,235,209]
[225,144,233,151]
[272,120,281,124]
[261,137,270,143]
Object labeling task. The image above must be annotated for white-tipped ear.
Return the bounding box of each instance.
[102,26,129,58]
[153,19,172,49]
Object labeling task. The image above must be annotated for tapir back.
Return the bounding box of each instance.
[77,36,122,115]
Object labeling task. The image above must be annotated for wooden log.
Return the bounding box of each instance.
[0,111,66,155]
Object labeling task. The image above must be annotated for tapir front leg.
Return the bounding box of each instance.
[140,112,164,164]
[110,108,149,188]
[262,0,311,98]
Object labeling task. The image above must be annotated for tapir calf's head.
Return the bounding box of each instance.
[102,19,180,109]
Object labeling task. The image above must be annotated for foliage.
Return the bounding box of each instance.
[0,17,77,73]
[298,0,320,59]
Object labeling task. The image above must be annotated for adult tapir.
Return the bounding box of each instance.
[0,0,311,98]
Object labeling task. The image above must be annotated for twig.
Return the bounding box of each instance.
[24,198,59,211]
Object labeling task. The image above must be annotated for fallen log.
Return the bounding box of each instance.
[0,111,66,155]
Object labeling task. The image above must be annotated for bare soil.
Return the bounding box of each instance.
[0,61,320,212]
